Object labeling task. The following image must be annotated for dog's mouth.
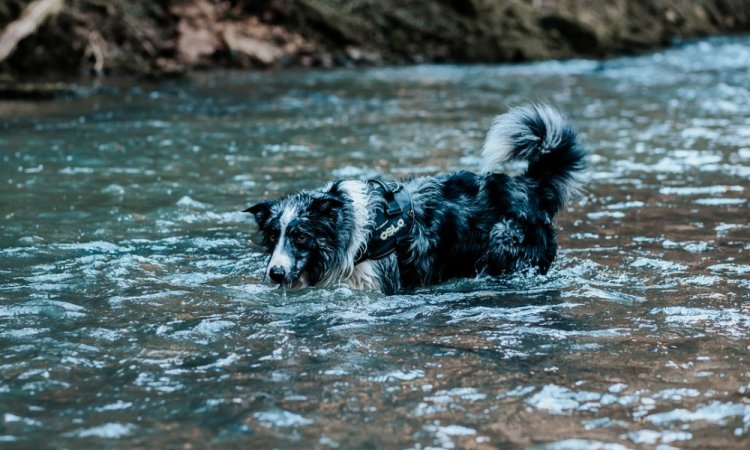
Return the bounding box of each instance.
[288,272,309,289]
[267,270,309,289]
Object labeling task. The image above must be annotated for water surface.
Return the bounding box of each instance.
[1,37,749,449]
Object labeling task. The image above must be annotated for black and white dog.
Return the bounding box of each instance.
[245,104,586,294]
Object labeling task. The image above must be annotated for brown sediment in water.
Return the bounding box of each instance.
[1,0,750,86]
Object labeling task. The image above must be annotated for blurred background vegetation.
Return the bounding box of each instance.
[1,0,749,82]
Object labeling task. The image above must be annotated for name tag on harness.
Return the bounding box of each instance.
[379,218,405,240]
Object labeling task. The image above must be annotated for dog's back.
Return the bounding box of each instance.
[395,104,587,289]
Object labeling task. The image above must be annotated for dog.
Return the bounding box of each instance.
[245,104,587,294]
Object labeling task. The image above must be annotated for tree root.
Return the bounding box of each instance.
[0,0,63,62]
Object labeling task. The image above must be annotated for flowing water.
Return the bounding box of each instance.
[1,37,749,449]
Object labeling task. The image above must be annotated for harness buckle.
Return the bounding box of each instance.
[372,179,402,217]
[385,197,402,217]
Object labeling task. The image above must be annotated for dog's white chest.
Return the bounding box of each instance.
[345,261,380,291]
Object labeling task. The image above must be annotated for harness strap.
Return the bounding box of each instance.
[354,179,414,264]
[369,179,402,217]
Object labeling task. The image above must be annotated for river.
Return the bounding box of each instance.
[1,37,749,449]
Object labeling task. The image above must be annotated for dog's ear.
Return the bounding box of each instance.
[243,201,274,227]
[310,194,345,214]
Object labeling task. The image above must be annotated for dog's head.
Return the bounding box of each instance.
[245,191,346,287]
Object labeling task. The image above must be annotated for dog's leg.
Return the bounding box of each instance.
[371,253,401,294]
[483,218,526,275]
[484,217,557,276]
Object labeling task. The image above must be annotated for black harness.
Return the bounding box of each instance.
[354,179,414,264]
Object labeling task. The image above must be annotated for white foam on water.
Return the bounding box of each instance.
[369,369,425,383]
[662,240,711,253]
[587,211,625,220]
[651,307,750,337]
[536,438,631,450]
[606,201,645,210]
[708,263,750,274]
[694,197,747,205]
[646,401,750,427]
[630,258,686,272]
[95,401,133,412]
[438,425,476,436]
[653,388,701,401]
[176,195,210,209]
[253,410,313,428]
[659,185,744,195]
[76,423,136,439]
[525,384,601,414]
[624,429,692,445]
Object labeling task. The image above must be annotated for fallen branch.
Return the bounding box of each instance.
[0,0,64,63]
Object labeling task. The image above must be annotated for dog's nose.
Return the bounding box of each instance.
[268,266,286,284]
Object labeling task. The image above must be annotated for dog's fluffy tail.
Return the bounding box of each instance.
[480,103,587,215]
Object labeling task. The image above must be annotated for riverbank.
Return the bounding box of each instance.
[2,36,749,449]
[1,0,750,85]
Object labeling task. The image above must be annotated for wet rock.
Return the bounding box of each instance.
[223,22,283,66]
[170,1,316,68]
[538,15,599,54]
[170,0,225,66]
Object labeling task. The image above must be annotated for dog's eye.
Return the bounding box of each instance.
[294,234,308,244]
[268,231,279,244]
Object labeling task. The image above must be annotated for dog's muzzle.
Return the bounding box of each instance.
[268,265,286,284]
